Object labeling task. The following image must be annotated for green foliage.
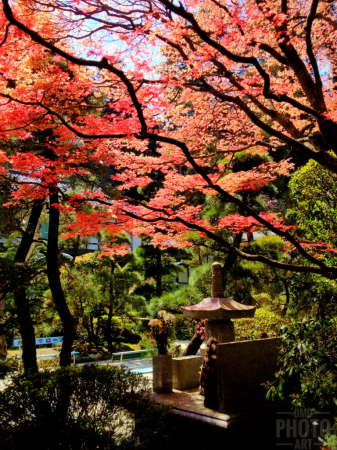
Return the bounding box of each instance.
[135,242,192,296]
[0,356,19,378]
[247,235,288,261]
[267,317,337,415]
[147,262,212,315]
[288,159,337,247]
[325,422,337,450]
[138,336,156,352]
[235,307,288,341]
[175,316,195,340]
[279,272,337,319]
[60,246,145,350]
[0,365,178,450]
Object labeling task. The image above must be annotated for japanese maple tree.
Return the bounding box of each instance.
[1,0,337,288]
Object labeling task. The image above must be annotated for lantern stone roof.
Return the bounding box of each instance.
[181,297,256,320]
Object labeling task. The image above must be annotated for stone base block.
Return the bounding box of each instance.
[153,354,172,393]
[172,355,203,390]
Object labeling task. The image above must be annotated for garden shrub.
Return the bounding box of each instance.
[235,307,288,341]
[0,356,19,378]
[0,364,179,450]
[175,316,194,340]
[267,317,337,416]
[147,262,212,316]
[325,421,337,450]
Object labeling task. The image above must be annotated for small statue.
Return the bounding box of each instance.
[199,337,219,409]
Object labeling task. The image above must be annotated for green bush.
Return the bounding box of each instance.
[235,307,288,341]
[147,262,212,316]
[0,356,19,378]
[175,317,194,340]
[326,435,337,450]
[267,317,337,415]
[0,365,179,450]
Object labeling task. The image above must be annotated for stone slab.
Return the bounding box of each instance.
[172,355,203,390]
[216,338,280,414]
[151,387,290,431]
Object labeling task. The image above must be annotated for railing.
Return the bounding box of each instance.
[18,351,79,365]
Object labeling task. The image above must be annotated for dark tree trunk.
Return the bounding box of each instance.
[106,303,114,353]
[12,198,45,374]
[83,319,92,345]
[282,279,290,316]
[183,331,203,356]
[0,293,7,361]
[46,188,77,366]
[94,308,102,347]
[106,269,115,353]
[15,198,44,263]
[155,246,162,297]
[14,286,39,374]
[90,315,94,344]
[222,232,243,291]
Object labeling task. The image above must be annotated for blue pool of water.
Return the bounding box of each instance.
[130,367,153,374]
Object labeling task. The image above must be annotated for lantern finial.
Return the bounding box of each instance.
[211,262,224,297]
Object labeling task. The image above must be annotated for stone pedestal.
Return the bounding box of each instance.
[205,320,235,344]
[172,355,203,390]
[153,354,172,394]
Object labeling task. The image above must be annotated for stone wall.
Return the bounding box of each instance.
[172,355,203,390]
[216,338,280,413]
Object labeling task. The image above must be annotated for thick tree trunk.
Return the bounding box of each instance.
[183,331,203,356]
[106,303,114,353]
[94,308,102,347]
[222,232,243,291]
[46,188,77,366]
[106,270,114,353]
[14,286,38,374]
[156,246,162,297]
[15,198,44,263]
[83,319,92,346]
[0,292,7,361]
[12,198,45,374]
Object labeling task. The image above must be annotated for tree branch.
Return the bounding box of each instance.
[305,0,322,89]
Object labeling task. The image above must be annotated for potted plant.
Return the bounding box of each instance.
[149,311,175,393]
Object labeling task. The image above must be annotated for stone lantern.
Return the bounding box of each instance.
[181,262,256,343]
